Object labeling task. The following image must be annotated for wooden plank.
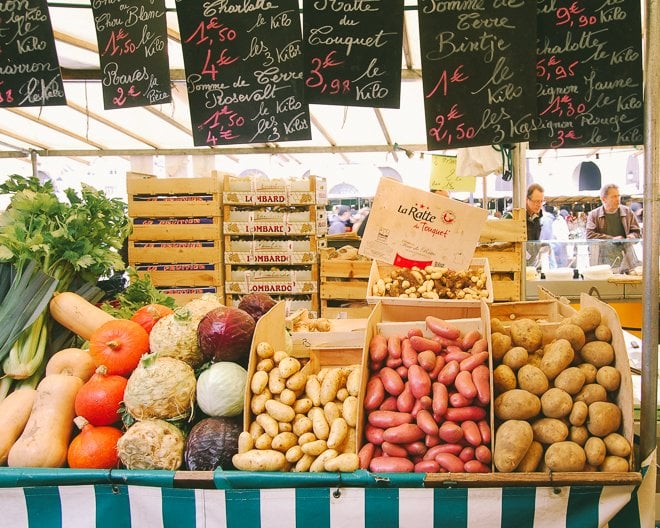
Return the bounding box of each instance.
[128,195,222,218]
[490,299,577,322]
[173,471,216,489]
[474,247,522,272]
[492,280,521,302]
[135,266,223,287]
[321,259,373,279]
[321,301,373,319]
[321,280,369,300]
[479,209,527,243]
[127,172,223,195]
[424,471,642,488]
[130,218,222,241]
[129,241,222,264]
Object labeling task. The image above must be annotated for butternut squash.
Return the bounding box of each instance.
[8,374,84,468]
[0,389,37,465]
[45,348,97,381]
[49,292,115,341]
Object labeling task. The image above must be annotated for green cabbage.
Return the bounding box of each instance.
[196,362,247,417]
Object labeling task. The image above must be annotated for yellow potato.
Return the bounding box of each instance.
[596,366,621,392]
[544,441,586,472]
[569,425,589,446]
[587,402,622,437]
[265,400,295,423]
[310,449,339,472]
[580,341,615,368]
[531,418,569,444]
[516,441,544,472]
[540,339,574,380]
[326,418,349,450]
[594,324,612,342]
[569,401,589,427]
[553,367,586,395]
[232,449,286,471]
[584,436,606,466]
[509,318,543,353]
[494,389,541,420]
[325,453,359,472]
[494,420,534,472]
[577,363,598,384]
[491,332,513,362]
[603,433,631,458]
[599,456,630,472]
[502,346,529,371]
[278,357,301,379]
[555,323,586,352]
[320,368,343,405]
[574,384,608,406]
[301,439,328,456]
[493,364,517,394]
[566,307,601,332]
[271,432,298,453]
[517,364,549,396]
[346,368,361,397]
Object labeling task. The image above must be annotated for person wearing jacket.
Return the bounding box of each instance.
[586,183,642,272]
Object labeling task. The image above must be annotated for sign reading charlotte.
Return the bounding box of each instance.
[418,0,537,149]
[0,0,65,107]
[302,0,404,108]
[91,0,171,110]
[176,0,311,147]
[531,0,644,148]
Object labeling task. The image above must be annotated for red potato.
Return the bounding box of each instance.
[381,441,408,458]
[459,351,489,372]
[365,423,385,445]
[425,444,463,459]
[475,445,492,464]
[395,365,408,380]
[444,406,487,422]
[460,329,482,351]
[444,348,471,363]
[469,338,489,355]
[417,350,437,372]
[472,365,491,405]
[386,356,403,369]
[415,409,439,436]
[449,392,474,408]
[477,420,491,444]
[435,452,465,473]
[418,395,432,410]
[387,335,402,359]
[464,460,491,473]
[380,395,399,412]
[368,410,413,428]
[369,456,414,473]
[371,360,384,371]
[431,334,462,349]
[455,370,478,399]
[382,423,425,444]
[428,355,446,380]
[409,335,442,354]
[437,360,460,385]
[461,420,482,447]
[432,382,449,416]
[380,367,405,396]
[405,441,427,456]
[358,442,375,469]
[410,398,423,418]
[407,328,423,339]
[396,383,415,413]
[459,446,475,462]
[426,316,461,340]
[408,364,432,399]
[369,334,388,362]
[425,434,441,447]
[415,459,440,473]
[438,421,463,443]
[364,377,386,410]
[401,340,419,368]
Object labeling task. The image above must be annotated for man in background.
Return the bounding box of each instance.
[328,205,352,235]
[525,183,545,266]
[586,183,641,272]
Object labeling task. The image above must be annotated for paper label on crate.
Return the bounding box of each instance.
[359,178,488,270]
[133,217,215,225]
[135,263,216,271]
[134,241,216,248]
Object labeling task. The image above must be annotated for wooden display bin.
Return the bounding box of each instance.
[320,249,372,318]
[223,174,326,206]
[489,298,577,322]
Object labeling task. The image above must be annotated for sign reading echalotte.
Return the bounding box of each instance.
[418,1,537,149]
[358,178,488,270]
[91,0,172,110]
[0,0,66,107]
[530,0,644,149]
[302,0,404,108]
[176,0,311,147]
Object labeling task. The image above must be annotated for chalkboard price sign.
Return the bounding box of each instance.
[176,0,311,147]
[91,0,171,110]
[531,0,644,149]
[302,0,404,108]
[418,1,537,150]
[0,0,66,107]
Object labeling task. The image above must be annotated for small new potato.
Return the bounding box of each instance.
[266,400,295,423]
[324,452,359,472]
[544,441,586,472]
[569,425,589,446]
[494,389,541,420]
[594,324,612,342]
[577,363,598,384]
[509,318,543,353]
[569,401,589,426]
[517,364,549,396]
[584,436,606,466]
[502,346,529,371]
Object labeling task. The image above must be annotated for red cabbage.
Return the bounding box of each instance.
[197,306,256,364]
[237,293,277,323]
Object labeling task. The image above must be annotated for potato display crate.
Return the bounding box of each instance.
[242,302,365,460]
[475,208,527,302]
[224,174,327,206]
[129,240,222,265]
[223,207,326,237]
[489,298,577,323]
[485,294,638,484]
[366,257,493,307]
[134,262,223,287]
[320,251,372,300]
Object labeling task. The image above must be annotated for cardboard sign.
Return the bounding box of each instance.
[358,178,488,270]
[430,155,476,193]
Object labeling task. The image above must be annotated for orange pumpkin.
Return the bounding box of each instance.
[131,303,174,334]
[89,319,150,377]
[67,417,123,469]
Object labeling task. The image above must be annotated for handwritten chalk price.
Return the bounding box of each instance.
[200,105,245,145]
[306,51,351,95]
[112,85,141,106]
[0,81,14,104]
[428,103,475,145]
[536,56,579,81]
[185,18,237,46]
[425,66,469,98]
[555,2,596,28]
[540,94,586,117]
[103,29,137,57]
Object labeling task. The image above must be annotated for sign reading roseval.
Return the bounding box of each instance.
[358,178,488,270]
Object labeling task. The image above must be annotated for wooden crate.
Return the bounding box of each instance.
[157,286,224,306]
[129,240,222,264]
[320,300,373,319]
[130,217,222,242]
[127,172,224,217]
[134,263,223,287]
[226,293,319,316]
[223,174,326,206]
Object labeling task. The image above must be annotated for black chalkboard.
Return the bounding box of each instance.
[0,0,65,107]
[91,0,171,110]
[530,0,644,149]
[176,0,311,147]
[418,1,537,150]
[302,0,404,108]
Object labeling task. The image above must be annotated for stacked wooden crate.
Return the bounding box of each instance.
[222,174,327,315]
[127,172,225,305]
[319,248,373,318]
[473,208,526,301]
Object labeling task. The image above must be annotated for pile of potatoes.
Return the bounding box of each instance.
[491,306,632,473]
[233,341,361,472]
